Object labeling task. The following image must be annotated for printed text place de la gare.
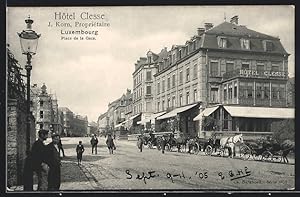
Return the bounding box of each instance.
[54,12,105,20]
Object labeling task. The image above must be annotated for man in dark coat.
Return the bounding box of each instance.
[161,135,167,154]
[90,135,98,154]
[24,129,50,191]
[47,133,61,191]
[106,134,115,154]
[58,139,65,157]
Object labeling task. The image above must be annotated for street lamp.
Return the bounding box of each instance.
[18,16,41,155]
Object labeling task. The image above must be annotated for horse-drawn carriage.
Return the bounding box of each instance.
[239,137,295,163]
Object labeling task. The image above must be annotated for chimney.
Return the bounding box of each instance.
[197,28,205,36]
[230,15,239,25]
[204,23,213,31]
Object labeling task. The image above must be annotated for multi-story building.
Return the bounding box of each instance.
[189,16,294,138]
[97,112,109,135]
[31,83,63,136]
[71,115,88,137]
[59,107,74,136]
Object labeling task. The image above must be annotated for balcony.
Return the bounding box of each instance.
[222,69,288,80]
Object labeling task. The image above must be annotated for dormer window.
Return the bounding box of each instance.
[178,50,182,59]
[241,38,250,50]
[218,36,227,48]
[263,40,273,51]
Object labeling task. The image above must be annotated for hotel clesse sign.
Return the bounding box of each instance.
[239,69,286,78]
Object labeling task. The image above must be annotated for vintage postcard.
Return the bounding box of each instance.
[6,5,295,192]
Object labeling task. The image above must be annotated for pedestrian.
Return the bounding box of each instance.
[137,135,143,152]
[76,141,85,165]
[47,133,62,191]
[161,135,167,154]
[106,134,115,154]
[25,129,50,191]
[58,138,65,157]
[90,134,99,154]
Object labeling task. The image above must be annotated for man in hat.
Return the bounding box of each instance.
[46,133,61,191]
[29,129,50,191]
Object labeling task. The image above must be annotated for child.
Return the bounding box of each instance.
[76,141,85,165]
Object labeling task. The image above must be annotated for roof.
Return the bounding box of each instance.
[223,106,295,119]
[157,103,198,120]
[130,113,141,120]
[193,106,219,121]
[201,22,288,55]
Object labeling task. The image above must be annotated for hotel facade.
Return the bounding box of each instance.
[129,16,294,138]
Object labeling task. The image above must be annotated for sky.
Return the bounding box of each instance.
[7,6,295,122]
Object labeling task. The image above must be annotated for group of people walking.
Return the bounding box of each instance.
[76,133,116,165]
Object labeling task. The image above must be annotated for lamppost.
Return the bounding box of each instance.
[18,16,41,155]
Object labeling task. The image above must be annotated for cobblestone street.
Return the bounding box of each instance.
[50,137,295,191]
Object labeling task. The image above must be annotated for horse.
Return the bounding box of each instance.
[280,139,295,163]
[220,134,244,158]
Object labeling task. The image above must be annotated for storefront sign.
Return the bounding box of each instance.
[239,69,286,78]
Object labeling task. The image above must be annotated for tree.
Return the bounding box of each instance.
[271,119,294,144]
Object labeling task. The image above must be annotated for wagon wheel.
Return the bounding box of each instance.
[166,144,172,152]
[205,145,213,156]
[262,151,273,162]
[240,145,252,160]
[272,151,283,163]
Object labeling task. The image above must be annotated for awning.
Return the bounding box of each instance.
[193,106,219,121]
[151,111,167,122]
[157,104,197,120]
[223,106,295,119]
[130,113,141,120]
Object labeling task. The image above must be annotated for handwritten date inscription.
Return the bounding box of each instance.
[126,167,251,184]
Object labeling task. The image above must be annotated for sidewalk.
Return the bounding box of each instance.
[7,158,94,192]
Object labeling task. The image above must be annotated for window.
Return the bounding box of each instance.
[186,67,190,82]
[173,54,176,63]
[271,63,279,71]
[247,82,254,98]
[218,37,227,48]
[162,80,165,92]
[157,102,160,111]
[157,82,160,94]
[226,62,234,72]
[172,74,176,87]
[134,79,136,88]
[211,88,218,102]
[167,98,171,108]
[146,71,152,81]
[256,83,263,99]
[279,84,285,99]
[179,71,183,84]
[40,111,44,118]
[224,86,227,101]
[241,62,250,70]
[146,86,151,95]
[162,100,165,111]
[272,84,280,100]
[179,94,183,106]
[257,64,264,72]
[193,89,197,102]
[172,96,176,107]
[234,83,237,98]
[193,41,196,50]
[263,40,273,51]
[241,38,250,49]
[228,84,233,99]
[40,123,43,129]
[146,102,151,111]
[167,77,171,90]
[40,100,44,107]
[178,50,182,59]
[264,83,270,99]
[210,61,219,76]
[193,64,198,79]
[186,92,190,104]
